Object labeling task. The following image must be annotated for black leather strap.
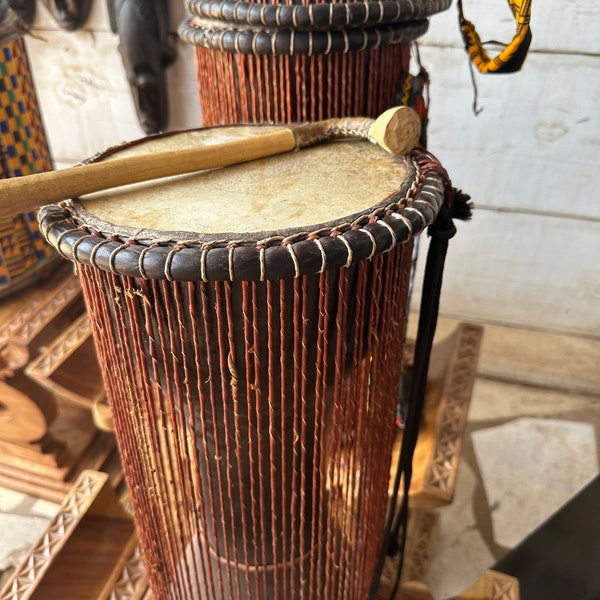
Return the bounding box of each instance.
[369,195,461,600]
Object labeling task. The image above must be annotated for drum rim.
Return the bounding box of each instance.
[39,130,449,282]
[185,0,451,30]
[179,17,429,55]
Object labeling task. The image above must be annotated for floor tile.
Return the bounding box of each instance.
[425,459,495,598]
[471,417,599,548]
[476,325,600,396]
[468,378,600,423]
[0,487,29,513]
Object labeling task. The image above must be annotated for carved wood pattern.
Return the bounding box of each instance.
[0,276,80,346]
[402,510,439,583]
[489,574,520,600]
[378,509,439,597]
[25,312,91,377]
[0,273,83,381]
[24,309,105,410]
[0,471,106,600]
[108,545,150,600]
[423,324,483,501]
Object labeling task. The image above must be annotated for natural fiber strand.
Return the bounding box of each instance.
[79,236,413,598]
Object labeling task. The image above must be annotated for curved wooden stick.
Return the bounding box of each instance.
[0,106,420,220]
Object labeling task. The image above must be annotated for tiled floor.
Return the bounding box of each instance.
[1,317,599,597]
[414,317,600,598]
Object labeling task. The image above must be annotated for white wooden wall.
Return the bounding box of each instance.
[412,0,600,337]
[24,0,599,337]
[25,1,199,163]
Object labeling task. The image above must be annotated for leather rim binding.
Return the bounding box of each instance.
[185,0,451,30]
[179,17,428,54]
[38,150,447,283]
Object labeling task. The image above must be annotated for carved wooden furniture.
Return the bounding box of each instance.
[0,470,141,600]
[25,312,105,410]
[0,263,118,502]
[396,322,484,509]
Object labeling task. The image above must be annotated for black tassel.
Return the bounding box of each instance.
[451,188,474,221]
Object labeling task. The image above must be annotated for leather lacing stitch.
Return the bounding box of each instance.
[258,246,266,281]
[138,244,157,280]
[165,244,187,282]
[55,225,87,260]
[338,233,354,267]
[187,0,451,28]
[376,219,397,249]
[283,241,301,278]
[361,228,378,260]
[313,237,327,274]
[109,239,137,274]
[89,236,118,269]
[389,211,413,237]
[403,206,428,234]
[200,242,214,283]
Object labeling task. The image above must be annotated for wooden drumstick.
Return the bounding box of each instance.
[0,106,420,219]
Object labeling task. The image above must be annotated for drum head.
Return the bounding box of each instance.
[41,124,447,281]
[74,126,413,242]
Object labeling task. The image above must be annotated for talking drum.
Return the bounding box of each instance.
[39,120,449,600]
[179,0,451,125]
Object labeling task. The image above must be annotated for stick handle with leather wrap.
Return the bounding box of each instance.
[0,106,420,219]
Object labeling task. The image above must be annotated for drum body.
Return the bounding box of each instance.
[40,125,448,599]
[180,0,451,125]
[0,39,55,298]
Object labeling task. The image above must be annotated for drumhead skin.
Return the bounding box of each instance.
[75,127,413,237]
[40,125,448,281]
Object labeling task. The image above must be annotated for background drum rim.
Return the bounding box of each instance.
[179,17,429,55]
[185,0,451,30]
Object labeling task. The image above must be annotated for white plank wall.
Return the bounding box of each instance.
[23,0,600,336]
[412,0,600,336]
[25,0,200,163]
